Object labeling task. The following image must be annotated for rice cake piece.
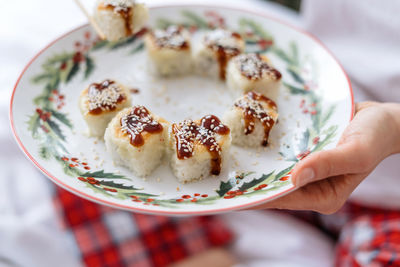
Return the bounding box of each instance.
[79,79,131,137]
[104,106,169,176]
[94,0,148,41]
[192,29,245,80]
[226,53,282,101]
[168,115,231,183]
[223,91,278,147]
[144,25,192,76]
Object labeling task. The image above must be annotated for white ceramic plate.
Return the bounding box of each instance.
[10,5,354,216]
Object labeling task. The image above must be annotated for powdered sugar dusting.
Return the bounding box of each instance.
[234,53,281,80]
[152,26,189,49]
[204,29,242,54]
[101,0,134,11]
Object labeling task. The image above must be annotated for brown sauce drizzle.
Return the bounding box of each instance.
[235,91,277,146]
[120,106,163,147]
[172,115,230,175]
[215,47,241,80]
[102,3,133,36]
[206,31,243,80]
[88,79,125,115]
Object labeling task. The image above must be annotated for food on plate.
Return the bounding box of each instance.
[144,25,192,76]
[168,115,231,183]
[79,79,131,137]
[94,0,148,41]
[226,53,282,101]
[192,29,245,80]
[223,91,278,147]
[104,106,169,176]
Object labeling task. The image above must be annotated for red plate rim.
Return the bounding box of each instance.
[9,4,354,216]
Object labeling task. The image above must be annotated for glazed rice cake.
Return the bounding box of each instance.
[94,0,148,41]
[226,53,282,101]
[79,79,131,137]
[104,106,169,176]
[144,25,192,76]
[168,115,231,183]
[192,29,245,80]
[224,91,278,147]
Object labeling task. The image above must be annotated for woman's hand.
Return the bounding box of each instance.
[251,102,400,214]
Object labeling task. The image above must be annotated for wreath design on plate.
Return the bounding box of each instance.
[26,10,337,208]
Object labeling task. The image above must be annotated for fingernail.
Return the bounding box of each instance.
[294,168,315,187]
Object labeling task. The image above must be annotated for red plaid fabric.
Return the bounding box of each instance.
[281,203,400,266]
[53,187,233,267]
[333,203,400,267]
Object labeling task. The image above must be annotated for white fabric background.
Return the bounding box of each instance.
[302,0,400,209]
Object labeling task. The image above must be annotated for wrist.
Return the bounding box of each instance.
[383,103,400,154]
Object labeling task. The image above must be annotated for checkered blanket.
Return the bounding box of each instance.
[333,203,400,267]
[54,187,400,267]
[54,187,233,267]
[287,203,400,266]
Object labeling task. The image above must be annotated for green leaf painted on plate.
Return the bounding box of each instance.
[84,56,95,79]
[287,68,304,84]
[91,40,108,51]
[32,73,54,84]
[43,53,73,67]
[216,178,235,197]
[66,62,80,82]
[46,119,65,141]
[239,18,273,40]
[48,109,73,129]
[130,43,144,54]
[321,105,335,129]
[239,171,274,191]
[289,41,299,66]
[39,146,51,160]
[99,180,140,190]
[283,82,310,95]
[274,164,295,182]
[271,46,292,63]
[181,10,209,29]
[27,113,40,138]
[81,170,126,179]
[108,35,137,50]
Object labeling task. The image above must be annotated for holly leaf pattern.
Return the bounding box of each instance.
[283,82,310,95]
[39,146,51,159]
[99,180,141,191]
[46,119,65,141]
[130,43,144,54]
[81,170,126,179]
[84,56,95,79]
[216,178,235,197]
[181,10,209,28]
[274,164,295,182]
[27,113,40,137]
[239,171,274,191]
[48,109,73,128]
[66,62,80,82]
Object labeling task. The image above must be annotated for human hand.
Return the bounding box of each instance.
[251,101,400,214]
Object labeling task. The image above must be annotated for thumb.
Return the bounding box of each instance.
[292,142,369,187]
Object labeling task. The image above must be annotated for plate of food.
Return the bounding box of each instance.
[10,2,353,215]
